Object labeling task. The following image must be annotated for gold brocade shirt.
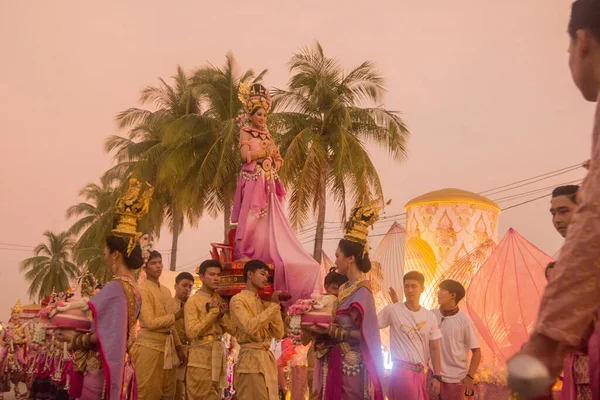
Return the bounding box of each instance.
[166,297,187,344]
[230,290,285,400]
[184,290,235,369]
[137,280,182,352]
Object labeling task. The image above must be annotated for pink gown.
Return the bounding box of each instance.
[231,127,320,303]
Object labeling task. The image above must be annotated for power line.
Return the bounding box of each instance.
[0,242,34,248]
[500,194,552,212]
[478,163,582,196]
[0,247,33,252]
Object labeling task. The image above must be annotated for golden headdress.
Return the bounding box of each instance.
[112,178,154,256]
[238,82,272,115]
[344,198,390,246]
[11,299,22,314]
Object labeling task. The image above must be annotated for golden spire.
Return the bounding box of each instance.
[344,198,390,246]
[11,299,22,314]
[113,178,154,256]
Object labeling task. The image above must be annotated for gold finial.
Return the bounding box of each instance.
[11,299,22,314]
[238,82,271,115]
[113,178,154,256]
[344,198,390,246]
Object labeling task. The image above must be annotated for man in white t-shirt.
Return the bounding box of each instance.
[378,271,442,400]
[426,279,481,399]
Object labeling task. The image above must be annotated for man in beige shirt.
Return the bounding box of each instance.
[230,260,286,400]
[184,260,235,400]
[132,251,186,400]
[166,272,194,400]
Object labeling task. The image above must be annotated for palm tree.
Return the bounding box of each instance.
[20,231,79,302]
[66,179,120,281]
[107,66,203,271]
[160,52,267,241]
[270,42,410,262]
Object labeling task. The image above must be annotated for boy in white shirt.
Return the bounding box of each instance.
[427,279,481,399]
[378,271,442,400]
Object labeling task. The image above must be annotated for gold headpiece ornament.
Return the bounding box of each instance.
[113,178,154,256]
[238,82,272,115]
[344,198,391,247]
[11,299,22,314]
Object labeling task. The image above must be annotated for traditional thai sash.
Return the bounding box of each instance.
[163,333,179,370]
[191,335,226,388]
[394,360,425,373]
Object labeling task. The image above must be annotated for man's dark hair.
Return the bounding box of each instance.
[175,272,195,284]
[324,268,349,287]
[568,0,600,42]
[403,271,425,286]
[552,185,579,204]
[148,250,162,262]
[243,260,270,282]
[198,260,222,276]
[439,279,466,304]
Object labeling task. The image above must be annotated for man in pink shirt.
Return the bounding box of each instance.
[426,280,481,399]
[511,0,600,397]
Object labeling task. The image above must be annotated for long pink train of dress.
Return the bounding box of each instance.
[231,127,320,303]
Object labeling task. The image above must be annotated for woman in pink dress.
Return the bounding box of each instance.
[231,82,320,303]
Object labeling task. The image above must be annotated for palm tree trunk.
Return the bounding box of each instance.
[170,209,181,271]
[312,171,327,263]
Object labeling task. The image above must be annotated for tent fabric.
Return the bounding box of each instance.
[466,228,552,363]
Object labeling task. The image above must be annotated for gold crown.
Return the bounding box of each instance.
[113,178,154,256]
[344,198,390,246]
[238,82,271,115]
[11,299,22,314]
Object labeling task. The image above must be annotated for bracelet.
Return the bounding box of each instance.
[433,375,442,382]
[466,374,474,380]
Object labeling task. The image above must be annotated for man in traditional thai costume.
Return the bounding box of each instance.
[508,1,600,397]
[133,251,185,400]
[0,300,30,400]
[183,261,234,400]
[547,185,593,399]
[54,178,154,400]
[306,200,385,400]
[229,260,287,400]
[378,271,442,400]
[165,272,194,400]
[428,280,480,399]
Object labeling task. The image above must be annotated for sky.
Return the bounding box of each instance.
[0,1,593,321]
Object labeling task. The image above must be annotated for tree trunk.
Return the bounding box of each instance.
[170,209,181,271]
[312,171,327,263]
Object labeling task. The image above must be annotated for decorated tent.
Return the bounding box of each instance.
[373,222,437,303]
[466,228,552,363]
[404,188,500,275]
[422,239,497,309]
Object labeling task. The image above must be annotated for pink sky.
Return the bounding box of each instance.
[0,1,592,320]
